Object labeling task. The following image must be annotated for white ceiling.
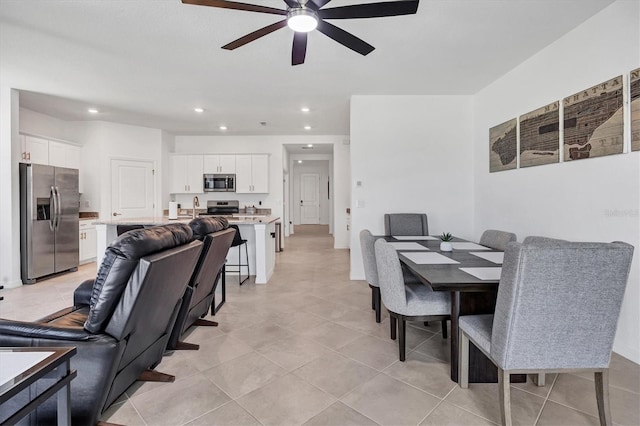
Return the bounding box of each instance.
[0,0,615,136]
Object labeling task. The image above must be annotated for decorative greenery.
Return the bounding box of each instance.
[440,232,453,242]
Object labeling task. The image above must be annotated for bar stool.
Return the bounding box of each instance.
[227,225,249,285]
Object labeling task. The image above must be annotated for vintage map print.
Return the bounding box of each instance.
[563,75,624,160]
[631,68,640,151]
[489,118,517,172]
[519,101,560,167]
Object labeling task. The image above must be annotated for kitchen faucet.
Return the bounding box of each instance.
[192,196,200,219]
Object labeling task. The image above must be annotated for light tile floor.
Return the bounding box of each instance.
[2,225,639,425]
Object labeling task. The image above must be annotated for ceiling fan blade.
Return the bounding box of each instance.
[316,20,374,56]
[182,0,287,16]
[292,32,308,65]
[319,0,418,19]
[222,20,288,50]
[283,0,300,7]
[306,0,332,9]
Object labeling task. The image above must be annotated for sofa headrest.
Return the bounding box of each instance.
[84,223,194,333]
[189,217,229,240]
[110,223,194,259]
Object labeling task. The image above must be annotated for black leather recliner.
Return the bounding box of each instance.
[166,217,236,350]
[0,224,203,425]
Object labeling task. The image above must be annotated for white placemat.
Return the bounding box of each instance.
[388,242,429,251]
[401,252,460,264]
[392,236,438,240]
[450,242,490,250]
[0,351,54,386]
[470,252,504,264]
[459,267,502,280]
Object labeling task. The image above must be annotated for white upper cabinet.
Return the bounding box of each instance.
[235,154,269,193]
[21,135,81,169]
[49,140,81,169]
[203,155,236,174]
[22,135,49,165]
[168,154,203,193]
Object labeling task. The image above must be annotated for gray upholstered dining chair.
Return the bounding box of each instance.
[384,213,429,236]
[374,239,451,361]
[479,229,517,250]
[458,237,634,426]
[360,229,438,326]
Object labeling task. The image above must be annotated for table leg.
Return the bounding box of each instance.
[450,291,461,382]
[57,360,72,426]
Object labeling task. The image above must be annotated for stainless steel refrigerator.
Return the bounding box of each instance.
[20,163,79,284]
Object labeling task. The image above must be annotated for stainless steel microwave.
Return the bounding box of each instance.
[204,174,236,192]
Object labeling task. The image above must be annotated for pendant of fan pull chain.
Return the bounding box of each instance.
[182,0,419,65]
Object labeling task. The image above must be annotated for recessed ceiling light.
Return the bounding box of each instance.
[194,107,204,113]
[219,125,227,131]
[88,108,99,114]
[301,107,310,113]
[298,160,303,163]
[307,144,313,147]
[304,126,311,130]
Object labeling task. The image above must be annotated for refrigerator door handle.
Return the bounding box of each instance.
[54,186,62,230]
[49,186,56,232]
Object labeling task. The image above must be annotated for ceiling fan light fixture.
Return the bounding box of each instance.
[287,8,318,33]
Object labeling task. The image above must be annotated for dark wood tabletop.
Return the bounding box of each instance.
[383,236,502,291]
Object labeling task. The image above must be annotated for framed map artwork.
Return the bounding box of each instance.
[519,101,560,167]
[489,118,517,172]
[563,75,624,160]
[631,68,640,152]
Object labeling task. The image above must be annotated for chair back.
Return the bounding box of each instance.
[168,217,235,347]
[374,239,408,312]
[492,238,634,371]
[384,213,428,236]
[479,229,517,250]
[97,225,203,406]
[359,229,380,287]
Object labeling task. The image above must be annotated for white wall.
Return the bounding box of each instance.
[67,121,164,219]
[19,107,78,142]
[472,0,640,362]
[333,138,351,249]
[350,95,475,279]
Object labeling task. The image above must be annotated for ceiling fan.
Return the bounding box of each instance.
[182,0,420,65]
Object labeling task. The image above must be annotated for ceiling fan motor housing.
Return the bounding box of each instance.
[287,8,319,33]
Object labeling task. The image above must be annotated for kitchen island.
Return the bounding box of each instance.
[93,216,279,284]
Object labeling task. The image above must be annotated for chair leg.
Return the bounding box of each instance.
[371,288,375,310]
[374,288,381,323]
[595,370,612,426]
[398,317,406,361]
[459,330,470,388]
[390,315,397,340]
[441,320,448,339]
[498,368,513,426]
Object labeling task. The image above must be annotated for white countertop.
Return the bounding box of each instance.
[93,215,280,226]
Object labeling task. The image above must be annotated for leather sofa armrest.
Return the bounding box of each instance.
[0,318,96,341]
[74,279,95,307]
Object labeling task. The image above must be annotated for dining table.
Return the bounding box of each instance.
[382,235,526,384]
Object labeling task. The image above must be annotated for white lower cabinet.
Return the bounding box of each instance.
[79,221,97,264]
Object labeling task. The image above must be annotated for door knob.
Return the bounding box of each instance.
[113,212,122,216]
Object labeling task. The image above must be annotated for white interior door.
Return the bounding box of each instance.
[300,173,320,224]
[111,159,155,218]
